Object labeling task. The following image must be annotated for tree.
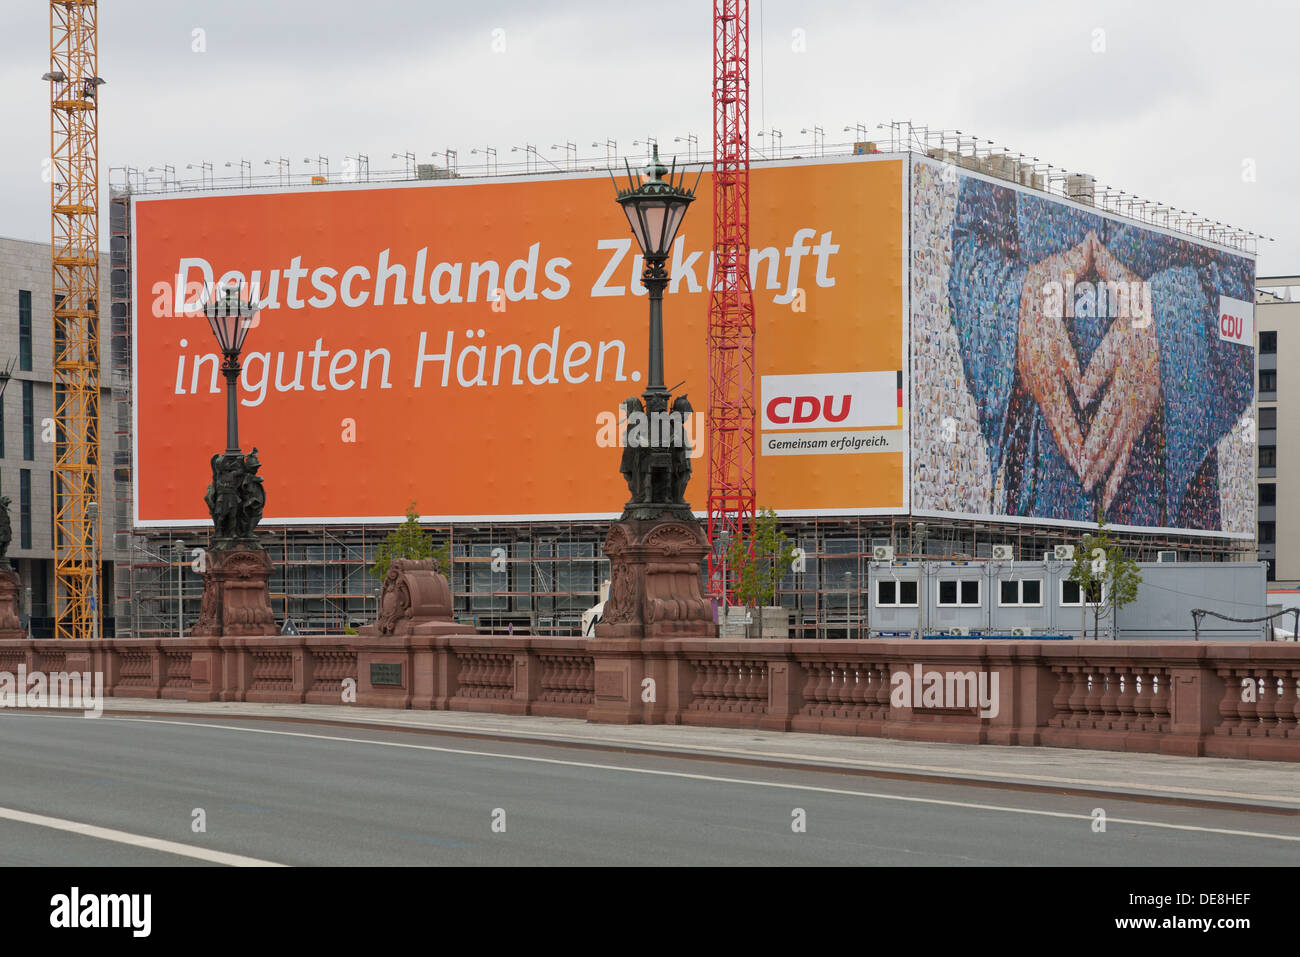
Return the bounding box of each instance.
[1067,516,1142,640]
[370,502,451,582]
[725,508,797,608]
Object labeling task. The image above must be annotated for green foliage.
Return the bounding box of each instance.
[725,508,797,608]
[343,623,358,636]
[1067,516,1142,639]
[371,502,451,580]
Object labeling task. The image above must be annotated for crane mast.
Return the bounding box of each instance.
[708,0,757,601]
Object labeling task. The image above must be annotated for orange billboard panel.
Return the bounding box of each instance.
[131,155,907,526]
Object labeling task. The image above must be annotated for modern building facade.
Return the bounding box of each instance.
[1256,276,1298,587]
[0,235,119,635]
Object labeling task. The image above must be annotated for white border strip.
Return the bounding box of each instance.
[0,804,285,866]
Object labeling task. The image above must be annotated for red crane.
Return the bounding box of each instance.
[708,0,757,601]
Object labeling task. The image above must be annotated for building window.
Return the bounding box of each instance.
[1260,330,1277,354]
[938,578,981,607]
[1061,579,1103,606]
[21,381,33,461]
[1260,370,1277,393]
[1260,483,1276,506]
[1259,407,1277,430]
[18,290,33,371]
[876,579,918,607]
[1259,522,1276,544]
[1260,446,1277,469]
[53,294,64,361]
[999,578,1043,606]
[19,469,31,550]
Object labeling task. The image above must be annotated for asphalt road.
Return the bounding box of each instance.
[1,710,1297,866]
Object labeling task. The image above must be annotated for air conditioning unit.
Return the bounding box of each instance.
[1010,626,1031,637]
[946,626,969,636]
[1054,545,1075,561]
[992,545,1014,561]
[873,545,895,562]
[1157,551,1177,563]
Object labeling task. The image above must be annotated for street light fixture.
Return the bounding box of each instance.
[303,155,329,179]
[632,137,657,160]
[204,284,260,454]
[225,159,251,187]
[392,151,416,176]
[612,145,700,400]
[755,129,782,157]
[186,161,213,188]
[263,157,289,187]
[800,126,824,157]
[674,134,699,162]
[147,164,176,190]
[471,147,497,175]
[550,142,577,170]
[511,144,539,173]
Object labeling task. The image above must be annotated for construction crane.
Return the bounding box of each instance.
[708,0,757,601]
[45,0,103,640]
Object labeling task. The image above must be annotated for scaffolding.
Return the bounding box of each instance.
[112,515,1252,639]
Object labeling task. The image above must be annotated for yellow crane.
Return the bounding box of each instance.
[44,0,102,640]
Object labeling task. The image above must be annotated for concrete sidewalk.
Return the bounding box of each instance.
[90,698,1300,810]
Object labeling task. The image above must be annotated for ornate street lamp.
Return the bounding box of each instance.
[595,146,716,643]
[204,284,258,455]
[192,283,275,639]
[612,145,700,401]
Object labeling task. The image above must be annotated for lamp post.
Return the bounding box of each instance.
[263,157,289,187]
[204,284,259,454]
[596,151,715,644]
[612,144,698,402]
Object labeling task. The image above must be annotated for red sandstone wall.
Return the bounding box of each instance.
[1,637,1297,762]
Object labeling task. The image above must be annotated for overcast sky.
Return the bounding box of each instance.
[0,0,1294,274]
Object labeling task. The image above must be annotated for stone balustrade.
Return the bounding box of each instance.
[2,636,1297,761]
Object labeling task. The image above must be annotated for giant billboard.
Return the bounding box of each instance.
[132,155,908,526]
[910,156,1256,537]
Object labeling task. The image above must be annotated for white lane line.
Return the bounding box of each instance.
[0,805,285,867]
[302,714,1300,805]
[97,704,1300,806]
[29,712,1300,846]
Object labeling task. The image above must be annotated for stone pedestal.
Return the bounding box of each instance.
[0,566,24,639]
[594,517,717,639]
[356,558,465,708]
[190,545,278,638]
[357,558,463,639]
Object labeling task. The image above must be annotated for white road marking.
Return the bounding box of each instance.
[315,714,1300,805]
[95,702,1300,806]
[0,804,285,867]
[10,711,1297,846]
